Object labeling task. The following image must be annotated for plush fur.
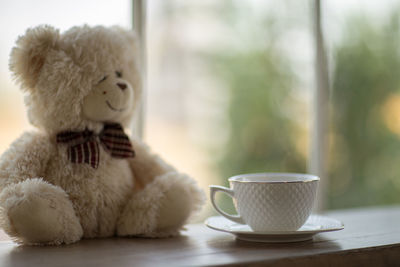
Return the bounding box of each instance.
[0,25,205,245]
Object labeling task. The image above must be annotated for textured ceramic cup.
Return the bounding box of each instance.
[210,173,319,232]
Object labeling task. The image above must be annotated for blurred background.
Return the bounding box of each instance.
[1,0,400,221]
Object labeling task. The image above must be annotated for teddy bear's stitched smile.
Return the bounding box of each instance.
[106,100,125,112]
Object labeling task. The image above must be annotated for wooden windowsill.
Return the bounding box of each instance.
[1,206,400,266]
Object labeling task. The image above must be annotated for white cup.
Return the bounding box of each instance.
[210,173,319,232]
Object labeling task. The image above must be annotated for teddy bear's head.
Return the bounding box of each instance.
[9,25,141,134]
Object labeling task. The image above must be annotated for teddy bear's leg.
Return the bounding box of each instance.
[0,178,83,245]
[116,172,205,237]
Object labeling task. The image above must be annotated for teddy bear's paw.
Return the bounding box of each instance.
[0,178,83,245]
[116,172,204,238]
[116,174,169,236]
[154,172,205,236]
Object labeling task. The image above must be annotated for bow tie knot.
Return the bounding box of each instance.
[56,123,135,169]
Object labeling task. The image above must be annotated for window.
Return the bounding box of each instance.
[325,0,400,209]
[145,1,313,218]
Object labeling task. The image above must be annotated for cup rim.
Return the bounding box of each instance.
[228,172,320,184]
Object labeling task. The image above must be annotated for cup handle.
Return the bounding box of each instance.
[209,185,245,224]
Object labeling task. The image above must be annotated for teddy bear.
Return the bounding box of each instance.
[0,25,205,245]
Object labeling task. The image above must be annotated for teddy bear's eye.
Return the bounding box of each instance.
[116,71,122,78]
[98,75,108,83]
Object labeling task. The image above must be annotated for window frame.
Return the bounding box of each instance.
[132,0,146,139]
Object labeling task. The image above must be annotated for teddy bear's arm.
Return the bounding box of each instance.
[128,137,175,191]
[0,131,83,245]
[0,131,52,189]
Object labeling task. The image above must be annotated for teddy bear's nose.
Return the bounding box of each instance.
[117,83,127,90]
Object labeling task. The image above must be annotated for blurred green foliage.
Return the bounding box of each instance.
[329,12,400,208]
[214,50,306,179]
[208,2,307,213]
[212,50,307,214]
[210,3,400,212]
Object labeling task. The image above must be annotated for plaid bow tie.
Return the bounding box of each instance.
[56,123,135,169]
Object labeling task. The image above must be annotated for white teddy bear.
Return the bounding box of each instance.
[0,25,204,245]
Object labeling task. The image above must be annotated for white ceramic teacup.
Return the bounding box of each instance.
[210,173,319,232]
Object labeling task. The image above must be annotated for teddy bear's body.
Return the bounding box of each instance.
[24,131,134,238]
[1,131,167,240]
[0,25,204,245]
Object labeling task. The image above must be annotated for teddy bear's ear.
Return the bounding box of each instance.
[9,25,60,91]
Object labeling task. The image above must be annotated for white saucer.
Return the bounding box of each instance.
[205,215,344,243]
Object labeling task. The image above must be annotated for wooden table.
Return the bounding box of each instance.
[0,206,400,267]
